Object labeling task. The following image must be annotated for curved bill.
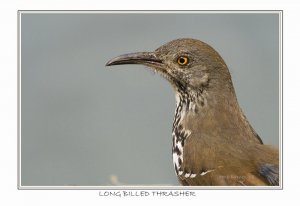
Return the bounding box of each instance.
[106,52,162,67]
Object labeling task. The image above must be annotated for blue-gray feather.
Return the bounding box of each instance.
[258,164,279,186]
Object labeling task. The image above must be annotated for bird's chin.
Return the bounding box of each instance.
[156,69,173,82]
[148,65,182,89]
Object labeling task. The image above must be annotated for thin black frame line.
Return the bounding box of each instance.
[18,10,283,12]
[17,10,21,190]
[279,10,283,189]
[17,10,283,190]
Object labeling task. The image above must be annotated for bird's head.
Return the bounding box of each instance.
[106,38,233,94]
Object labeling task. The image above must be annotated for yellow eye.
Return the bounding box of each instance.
[177,56,189,65]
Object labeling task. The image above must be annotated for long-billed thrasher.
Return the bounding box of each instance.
[106,38,279,186]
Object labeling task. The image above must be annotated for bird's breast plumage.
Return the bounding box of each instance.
[172,92,200,178]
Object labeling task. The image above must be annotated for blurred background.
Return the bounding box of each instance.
[21,12,280,186]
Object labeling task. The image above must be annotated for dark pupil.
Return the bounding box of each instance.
[179,57,185,63]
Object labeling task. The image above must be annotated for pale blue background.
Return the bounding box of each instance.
[21,12,279,186]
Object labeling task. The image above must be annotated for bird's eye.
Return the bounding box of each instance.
[177,56,189,66]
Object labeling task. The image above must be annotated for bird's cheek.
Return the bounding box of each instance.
[164,64,178,76]
[186,69,209,88]
[168,69,183,80]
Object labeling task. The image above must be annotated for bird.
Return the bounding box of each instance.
[106,38,279,186]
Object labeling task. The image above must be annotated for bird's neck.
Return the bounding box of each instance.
[172,86,261,144]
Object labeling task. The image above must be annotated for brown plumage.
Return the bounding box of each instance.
[106,38,279,186]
